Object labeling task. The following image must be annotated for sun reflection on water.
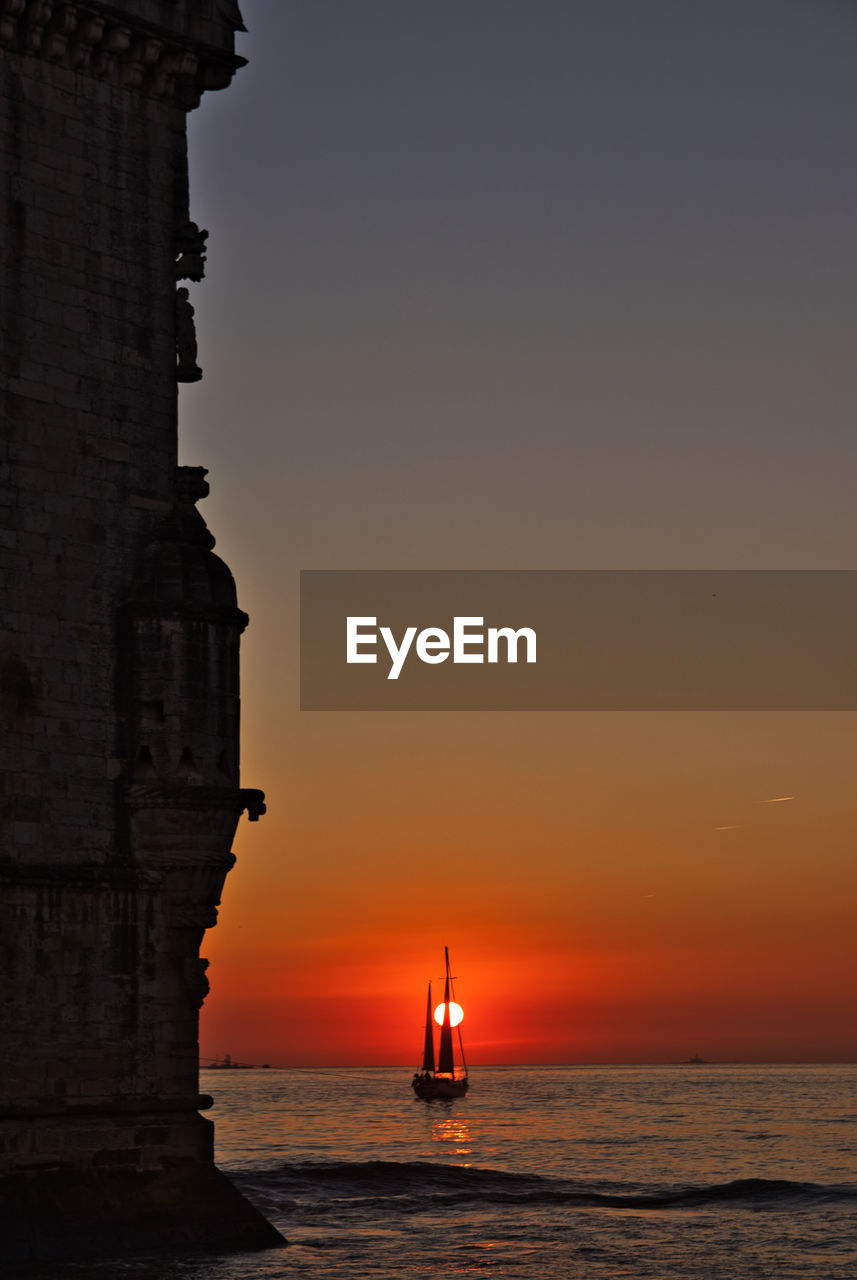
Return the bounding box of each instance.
[428,1103,473,1161]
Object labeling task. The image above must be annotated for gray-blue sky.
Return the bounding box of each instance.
[183,1,857,775]
[185,1,855,593]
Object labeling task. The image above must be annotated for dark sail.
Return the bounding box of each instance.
[421,982,436,1073]
[437,972,455,1074]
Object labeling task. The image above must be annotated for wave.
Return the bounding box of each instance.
[231,1160,857,1215]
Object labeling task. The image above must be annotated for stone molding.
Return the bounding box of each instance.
[0,0,246,107]
[0,862,161,887]
[127,782,265,820]
[125,599,250,629]
[0,1094,215,1119]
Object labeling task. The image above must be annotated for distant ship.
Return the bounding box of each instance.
[412,947,469,1099]
[686,1054,707,1064]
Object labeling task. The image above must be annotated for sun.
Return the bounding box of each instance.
[434,1001,464,1027]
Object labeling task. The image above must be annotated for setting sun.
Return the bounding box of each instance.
[434,1001,464,1027]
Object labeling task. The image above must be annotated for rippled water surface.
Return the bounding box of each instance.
[23,1064,857,1278]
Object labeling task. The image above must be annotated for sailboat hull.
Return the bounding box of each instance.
[412,1076,469,1099]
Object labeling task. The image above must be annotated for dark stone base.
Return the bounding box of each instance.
[0,1163,286,1263]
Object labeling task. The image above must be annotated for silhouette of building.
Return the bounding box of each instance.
[0,0,282,1260]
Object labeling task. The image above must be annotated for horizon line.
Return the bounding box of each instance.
[200,1059,857,1070]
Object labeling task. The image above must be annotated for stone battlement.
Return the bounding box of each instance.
[0,0,246,106]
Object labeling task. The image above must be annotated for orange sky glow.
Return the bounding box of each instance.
[200,711,857,1067]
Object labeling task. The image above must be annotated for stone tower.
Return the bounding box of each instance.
[0,0,282,1260]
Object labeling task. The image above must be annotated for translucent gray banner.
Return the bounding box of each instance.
[300,571,857,710]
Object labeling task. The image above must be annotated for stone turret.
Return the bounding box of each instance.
[0,0,283,1260]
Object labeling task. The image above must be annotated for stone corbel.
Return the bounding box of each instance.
[42,2,76,60]
[151,47,199,105]
[175,52,203,110]
[120,35,162,89]
[149,46,185,100]
[0,0,26,47]
[93,22,131,78]
[200,59,237,93]
[162,858,236,929]
[68,11,104,70]
[22,0,52,52]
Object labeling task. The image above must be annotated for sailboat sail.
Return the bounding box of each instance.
[421,982,436,1073]
[437,972,455,1074]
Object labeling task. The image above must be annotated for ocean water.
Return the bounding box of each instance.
[23,1064,857,1278]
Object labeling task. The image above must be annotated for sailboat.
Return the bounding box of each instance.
[411,947,469,1099]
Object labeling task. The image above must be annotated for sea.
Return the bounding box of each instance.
[21,1064,857,1279]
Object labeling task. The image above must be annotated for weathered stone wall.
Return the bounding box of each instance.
[0,0,280,1258]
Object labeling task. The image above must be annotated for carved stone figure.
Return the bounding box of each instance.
[176,219,209,281]
[175,286,202,381]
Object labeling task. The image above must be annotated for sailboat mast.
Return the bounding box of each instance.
[437,948,455,1075]
[445,945,467,1079]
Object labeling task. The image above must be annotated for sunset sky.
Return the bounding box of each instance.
[181,2,856,1065]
